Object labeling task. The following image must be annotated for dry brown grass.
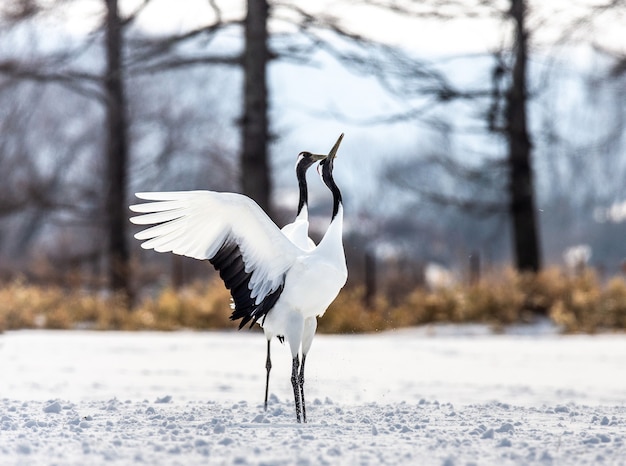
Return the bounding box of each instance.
[311,267,626,333]
[1,267,626,333]
[132,281,234,330]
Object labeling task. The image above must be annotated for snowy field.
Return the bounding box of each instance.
[1,325,626,465]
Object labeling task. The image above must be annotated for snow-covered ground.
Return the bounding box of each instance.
[1,326,625,465]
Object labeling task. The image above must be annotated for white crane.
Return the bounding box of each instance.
[254,149,326,413]
[129,134,347,423]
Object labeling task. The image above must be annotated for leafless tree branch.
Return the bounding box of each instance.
[0,60,103,100]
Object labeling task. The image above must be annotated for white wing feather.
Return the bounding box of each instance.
[130,191,301,303]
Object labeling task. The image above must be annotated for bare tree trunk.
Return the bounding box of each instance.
[506,0,541,273]
[242,0,272,218]
[104,0,131,300]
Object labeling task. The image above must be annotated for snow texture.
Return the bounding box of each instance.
[1,326,626,465]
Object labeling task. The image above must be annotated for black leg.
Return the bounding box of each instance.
[299,354,307,423]
[264,340,271,411]
[291,355,302,423]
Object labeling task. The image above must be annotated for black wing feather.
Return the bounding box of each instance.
[209,240,285,329]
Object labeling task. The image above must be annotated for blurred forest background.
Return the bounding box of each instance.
[1,0,625,332]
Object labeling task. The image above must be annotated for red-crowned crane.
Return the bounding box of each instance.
[257,149,326,412]
[129,134,347,423]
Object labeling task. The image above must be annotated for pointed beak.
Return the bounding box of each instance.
[328,133,344,161]
[309,152,327,162]
[309,133,344,165]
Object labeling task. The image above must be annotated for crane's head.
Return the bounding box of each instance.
[296,151,327,172]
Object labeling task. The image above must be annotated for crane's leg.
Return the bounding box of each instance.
[299,354,307,423]
[291,355,302,423]
[264,339,271,411]
[299,317,317,424]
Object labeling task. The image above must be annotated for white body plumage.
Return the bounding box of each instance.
[264,205,346,352]
[281,205,315,251]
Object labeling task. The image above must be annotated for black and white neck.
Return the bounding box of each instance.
[321,156,342,221]
[295,152,317,217]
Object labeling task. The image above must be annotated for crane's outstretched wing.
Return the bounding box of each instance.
[130,191,301,328]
